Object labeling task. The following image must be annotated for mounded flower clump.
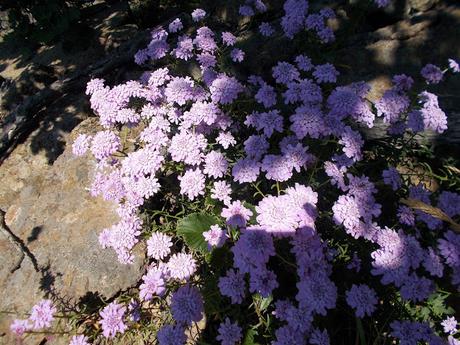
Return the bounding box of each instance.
[10,0,460,344]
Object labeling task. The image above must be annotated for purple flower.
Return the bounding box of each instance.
[147,232,173,260]
[230,48,245,63]
[261,154,293,182]
[310,328,330,345]
[281,0,309,38]
[256,195,300,236]
[244,135,269,159]
[218,269,246,304]
[390,320,433,345]
[139,267,166,300]
[255,83,277,108]
[290,105,325,139]
[157,324,187,345]
[239,5,255,16]
[210,74,244,104]
[72,134,92,156]
[409,91,447,134]
[375,89,410,124]
[272,62,300,84]
[211,180,232,205]
[421,64,444,84]
[172,35,194,60]
[374,0,391,7]
[167,253,197,280]
[69,335,91,345]
[221,200,253,228]
[441,317,458,335]
[449,58,460,73]
[392,74,414,91]
[29,299,56,329]
[165,77,196,105]
[216,131,237,149]
[169,131,207,166]
[216,318,242,345]
[90,131,121,161]
[203,224,227,249]
[295,54,313,71]
[10,319,31,336]
[232,226,275,273]
[204,151,228,178]
[397,205,415,226]
[338,127,364,161]
[99,302,127,338]
[171,285,204,324]
[222,32,237,46]
[296,274,337,316]
[345,284,378,317]
[168,18,183,33]
[249,268,279,297]
[232,157,261,183]
[191,8,206,22]
[179,168,206,200]
[259,22,275,36]
[313,63,339,83]
[382,167,402,190]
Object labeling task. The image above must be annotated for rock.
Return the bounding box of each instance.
[0,118,146,344]
[409,0,439,12]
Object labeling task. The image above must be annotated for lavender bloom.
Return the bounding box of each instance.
[230,48,245,63]
[69,335,91,345]
[221,200,253,228]
[273,325,305,345]
[232,157,261,183]
[255,83,277,108]
[438,191,460,217]
[210,74,244,104]
[295,54,313,71]
[256,195,300,236]
[169,131,207,166]
[449,58,460,73]
[244,135,269,159]
[172,35,194,60]
[165,77,196,105]
[273,62,300,84]
[261,154,293,182]
[10,319,31,336]
[339,127,364,162]
[72,134,92,156]
[375,89,410,124]
[296,274,337,315]
[382,167,402,190]
[222,32,237,46]
[375,0,391,7]
[203,224,227,249]
[139,267,166,301]
[99,302,127,338]
[232,226,275,273]
[249,268,279,297]
[168,18,183,33]
[313,63,339,83]
[259,22,275,36]
[392,74,414,91]
[157,324,187,345]
[290,105,325,139]
[216,132,237,149]
[310,328,330,345]
[29,299,56,329]
[171,285,204,324]
[217,318,242,345]
[218,269,246,304]
[167,253,197,280]
[390,320,433,345]
[191,8,206,22]
[438,231,460,268]
[204,151,228,178]
[90,131,121,161]
[441,317,458,335]
[345,284,378,317]
[409,91,448,134]
[211,180,232,205]
[197,53,217,69]
[147,232,173,260]
[179,169,206,200]
[397,206,415,226]
[421,64,444,84]
[423,247,444,278]
[281,0,309,38]
[239,5,255,16]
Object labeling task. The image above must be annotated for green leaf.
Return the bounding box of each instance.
[242,329,260,345]
[176,212,220,254]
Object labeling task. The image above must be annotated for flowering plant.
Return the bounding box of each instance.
[9,1,460,344]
